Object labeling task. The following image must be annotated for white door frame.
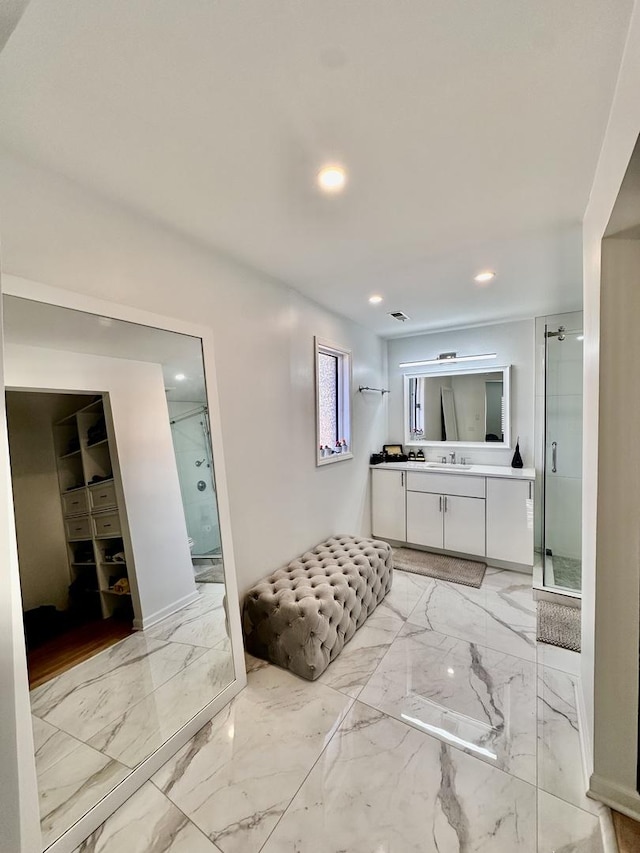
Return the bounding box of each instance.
[0,274,247,853]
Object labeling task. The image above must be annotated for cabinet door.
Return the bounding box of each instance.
[443,495,486,557]
[406,491,443,548]
[371,469,406,541]
[486,478,533,565]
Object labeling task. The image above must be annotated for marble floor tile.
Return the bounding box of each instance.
[152,661,353,853]
[38,738,129,848]
[359,623,537,783]
[481,570,538,611]
[145,592,229,648]
[537,790,603,853]
[89,648,235,768]
[261,700,537,853]
[317,608,405,698]
[31,635,209,742]
[74,781,222,852]
[536,641,582,677]
[537,665,602,816]
[408,577,537,661]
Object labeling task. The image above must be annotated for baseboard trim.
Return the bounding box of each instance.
[589,775,640,824]
[575,691,619,852]
[133,590,200,630]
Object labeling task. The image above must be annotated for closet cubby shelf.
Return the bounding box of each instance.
[59,448,82,460]
[54,395,134,622]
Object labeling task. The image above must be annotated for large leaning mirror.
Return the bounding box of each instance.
[2,294,240,849]
[404,366,511,447]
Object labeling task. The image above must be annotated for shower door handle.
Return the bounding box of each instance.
[551,441,557,473]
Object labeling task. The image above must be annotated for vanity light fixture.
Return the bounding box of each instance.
[317,164,347,193]
[368,295,383,305]
[474,270,496,283]
[175,373,186,381]
[577,335,584,341]
[399,352,497,368]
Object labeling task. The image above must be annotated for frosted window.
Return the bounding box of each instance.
[318,352,338,448]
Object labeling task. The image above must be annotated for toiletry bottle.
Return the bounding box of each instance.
[335,440,342,454]
[341,439,348,453]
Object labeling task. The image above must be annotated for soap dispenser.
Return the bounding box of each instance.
[416,449,425,462]
[511,437,524,469]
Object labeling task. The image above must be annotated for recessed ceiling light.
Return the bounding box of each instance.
[175,373,186,381]
[474,270,496,284]
[317,164,347,193]
[369,295,383,305]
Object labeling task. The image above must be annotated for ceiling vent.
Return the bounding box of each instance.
[389,311,410,322]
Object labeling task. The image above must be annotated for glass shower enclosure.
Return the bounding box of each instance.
[169,405,222,580]
[541,312,584,593]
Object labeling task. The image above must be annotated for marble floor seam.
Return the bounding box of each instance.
[149,779,226,853]
[254,695,358,853]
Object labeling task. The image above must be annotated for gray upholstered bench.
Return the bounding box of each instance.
[242,535,393,680]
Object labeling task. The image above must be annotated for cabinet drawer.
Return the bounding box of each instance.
[65,515,92,540]
[406,472,485,499]
[62,489,89,517]
[93,510,121,538]
[89,481,117,511]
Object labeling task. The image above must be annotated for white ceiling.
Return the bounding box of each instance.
[0,1,633,336]
[2,296,207,403]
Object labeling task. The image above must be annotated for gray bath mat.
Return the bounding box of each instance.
[392,547,486,588]
[537,600,581,652]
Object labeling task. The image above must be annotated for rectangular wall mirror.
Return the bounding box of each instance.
[2,292,242,850]
[404,366,511,447]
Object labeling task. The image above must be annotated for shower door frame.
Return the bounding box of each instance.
[541,320,584,596]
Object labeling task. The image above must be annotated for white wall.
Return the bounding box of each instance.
[0,150,387,597]
[589,238,640,815]
[5,392,88,611]
[4,345,197,629]
[582,0,640,785]
[386,319,535,466]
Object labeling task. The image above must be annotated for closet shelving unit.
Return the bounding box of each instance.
[54,397,134,621]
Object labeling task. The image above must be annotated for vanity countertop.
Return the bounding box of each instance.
[371,461,535,480]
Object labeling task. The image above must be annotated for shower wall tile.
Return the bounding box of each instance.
[545,475,582,560]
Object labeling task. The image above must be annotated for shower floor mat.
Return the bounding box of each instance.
[537,600,581,652]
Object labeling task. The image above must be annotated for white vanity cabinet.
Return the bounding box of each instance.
[406,473,486,558]
[371,468,406,541]
[486,477,534,565]
[372,463,535,568]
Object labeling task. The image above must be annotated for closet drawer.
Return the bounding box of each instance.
[65,515,92,540]
[93,510,121,538]
[89,481,117,511]
[406,472,485,499]
[62,489,89,517]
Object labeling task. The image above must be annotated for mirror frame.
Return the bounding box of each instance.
[403,364,512,449]
[0,274,247,853]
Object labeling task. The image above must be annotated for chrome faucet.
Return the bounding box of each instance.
[449,451,456,464]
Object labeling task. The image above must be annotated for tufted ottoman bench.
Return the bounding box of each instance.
[242,535,393,680]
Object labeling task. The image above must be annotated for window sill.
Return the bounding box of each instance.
[317,452,354,467]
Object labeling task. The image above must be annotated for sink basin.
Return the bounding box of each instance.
[425,462,472,470]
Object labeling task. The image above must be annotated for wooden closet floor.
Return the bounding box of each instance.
[28,618,134,689]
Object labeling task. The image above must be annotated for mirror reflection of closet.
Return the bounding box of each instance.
[2,295,238,850]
